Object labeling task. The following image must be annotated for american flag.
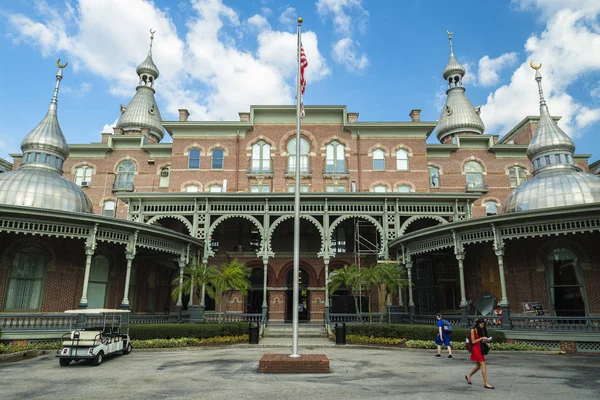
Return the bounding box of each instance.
[300,43,308,94]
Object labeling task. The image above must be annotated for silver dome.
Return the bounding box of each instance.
[436,87,485,142]
[115,86,165,141]
[503,168,600,213]
[0,168,93,213]
[443,54,466,81]
[136,54,160,80]
[21,104,69,159]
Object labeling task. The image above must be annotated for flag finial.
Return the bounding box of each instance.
[298,17,303,24]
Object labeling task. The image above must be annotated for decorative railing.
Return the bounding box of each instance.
[129,314,180,325]
[246,164,274,176]
[112,182,135,192]
[465,182,489,192]
[202,313,262,324]
[510,316,600,332]
[329,313,387,324]
[411,314,464,327]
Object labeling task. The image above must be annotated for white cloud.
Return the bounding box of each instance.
[278,7,296,27]
[480,7,600,139]
[5,0,330,125]
[462,62,476,86]
[316,0,369,72]
[477,52,518,87]
[332,38,368,72]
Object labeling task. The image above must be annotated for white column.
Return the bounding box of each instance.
[495,248,509,306]
[262,258,268,309]
[79,248,95,308]
[457,253,468,307]
[176,259,185,307]
[120,252,135,308]
[406,260,414,308]
[324,259,330,308]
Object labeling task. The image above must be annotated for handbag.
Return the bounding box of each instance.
[481,341,490,356]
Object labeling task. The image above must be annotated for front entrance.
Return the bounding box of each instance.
[285,268,310,322]
[246,267,265,314]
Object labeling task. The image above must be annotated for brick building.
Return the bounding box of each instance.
[1,32,599,347]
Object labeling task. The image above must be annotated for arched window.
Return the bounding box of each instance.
[373,185,387,193]
[508,166,527,188]
[251,141,271,173]
[485,201,498,216]
[429,166,440,187]
[464,161,484,190]
[115,161,135,191]
[211,148,224,169]
[326,141,346,174]
[102,200,116,217]
[373,149,385,171]
[208,185,223,192]
[184,185,199,192]
[88,255,110,309]
[546,248,587,316]
[75,166,93,186]
[287,137,310,173]
[396,185,412,193]
[4,246,46,311]
[188,149,201,169]
[396,149,409,170]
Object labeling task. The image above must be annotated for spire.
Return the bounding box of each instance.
[136,29,160,86]
[526,62,576,174]
[20,59,70,172]
[436,31,484,143]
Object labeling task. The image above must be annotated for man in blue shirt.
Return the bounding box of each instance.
[434,314,453,359]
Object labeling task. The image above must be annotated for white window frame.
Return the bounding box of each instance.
[326,141,346,174]
[75,166,93,185]
[373,185,387,193]
[485,200,498,216]
[188,148,201,169]
[373,149,385,171]
[251,141,271,174]
[251,184,270,193]
[396,149,409,171]
[102,200,116,217]
[287,138,310,173]
[396,185,412,193]
[325,185,346,192]
[184,185,199,192]
[208,185,223,192]
[509,166,527,188]
[287,184,309,193]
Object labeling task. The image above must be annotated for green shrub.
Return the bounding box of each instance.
[404,339,547,351]
[346,334,406,346]
[345,324,506,343]
[0,341,61,355]
[131,335,248,349]
[128,322,248,340]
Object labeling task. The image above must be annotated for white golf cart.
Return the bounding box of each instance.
[56,309,132,367]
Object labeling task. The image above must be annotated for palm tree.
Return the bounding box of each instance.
[171,259,219,320]
[375,262,408,323]
[359,264,382,323]
[327,263,363,322]
[212,259,251,323]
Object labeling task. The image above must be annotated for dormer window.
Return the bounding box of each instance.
[464,161,484,190]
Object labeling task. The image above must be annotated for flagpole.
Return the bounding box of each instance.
[290,17,303,358]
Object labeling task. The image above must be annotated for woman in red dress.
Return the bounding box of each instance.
[465,318,494,389]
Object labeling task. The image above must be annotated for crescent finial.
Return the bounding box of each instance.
[446,30,453,35]
[150,29,156,35]
[56,59,68,69]
[530,61,542,70]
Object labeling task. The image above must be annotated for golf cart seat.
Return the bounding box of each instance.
[63,330,101,347]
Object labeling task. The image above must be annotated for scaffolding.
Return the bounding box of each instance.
[353,219,382,313]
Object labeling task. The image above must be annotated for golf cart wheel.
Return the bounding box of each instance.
[123,343,132,355]
[92,351,104,366]
[59,358,71,367]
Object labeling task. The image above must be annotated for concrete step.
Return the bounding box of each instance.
[264,325,328,338]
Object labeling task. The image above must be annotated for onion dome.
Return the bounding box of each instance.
[0,61,93,213]
[503,63,600,213]
[115,29,164,142]
[436,32,485,143]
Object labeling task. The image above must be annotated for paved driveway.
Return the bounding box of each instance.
[1,346,599,400]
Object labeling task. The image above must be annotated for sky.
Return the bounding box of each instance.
[1,0,599,164]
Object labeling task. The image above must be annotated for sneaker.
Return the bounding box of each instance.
[447,355,453,359]
[434,354,441,358]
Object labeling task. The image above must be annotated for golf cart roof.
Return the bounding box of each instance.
[63,309,131,314]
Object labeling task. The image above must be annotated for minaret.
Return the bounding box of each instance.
[115,29,165,143]
[0,60,93,213]
[435,31,485,144]
[503,63,600,213]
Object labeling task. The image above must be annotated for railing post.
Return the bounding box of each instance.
[406,260,415,320]
[120,251,135,309]
[262,257,269,321]
[456,252,469,327]
[78,247,95,309]
[495,247,511,330]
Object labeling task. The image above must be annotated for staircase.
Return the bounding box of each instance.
[259,323,333,347]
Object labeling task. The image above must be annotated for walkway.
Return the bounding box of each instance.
[1,347,598,399]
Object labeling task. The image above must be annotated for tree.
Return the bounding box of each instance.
[375,262,408,323]
[212,259,251,323]
[327,263,363,322]
[171,259,219,319]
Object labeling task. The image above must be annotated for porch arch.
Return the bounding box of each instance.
[329,214,385,255]
[146,215,193,234]
[399,215,447,236]
[206,214,265,255]
[267,215,325,254]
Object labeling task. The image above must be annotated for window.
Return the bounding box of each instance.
[373,149,385,171]
[396,185,412,193]
[208,185,223,192]
[429,166,440,187]
[332,226,346,253]
[287,137,310,173]
[508,166,527,188]
[251,141,271,174]
[326,141,346,174]
[115,161,135,190]
[75,166,93,185]
[326,185,346,192]
[102,200,116,217]
[159,167,170,188]
[464,161,484,189]
[396,149,409,170]
[287,184,309,192]
[251,185,270,193]
[184,185,199,192]
[373,185,387,193]
[88,255,109,309]
[4,247,46,311]
[211,148,224,169]
[188,149,200,169]
[546,248,587,316]
[485,201,498,216]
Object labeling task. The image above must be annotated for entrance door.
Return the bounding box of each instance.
[547,248,587,316]
[285,268,310,322]
[246,268,265,314]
